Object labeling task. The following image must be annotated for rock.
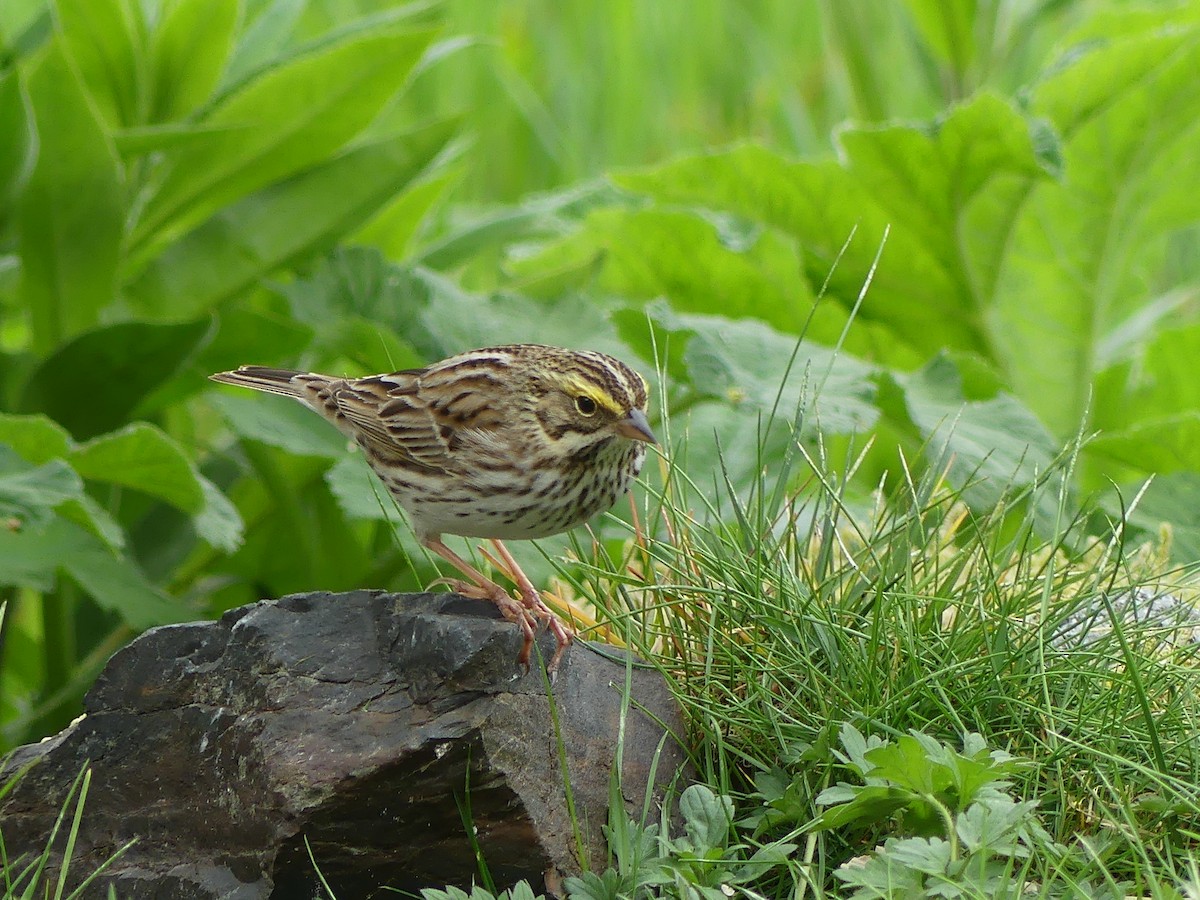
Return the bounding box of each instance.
[1050,587,1200,651]
[0,591,691,900]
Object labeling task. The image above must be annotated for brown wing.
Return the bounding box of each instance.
[266,348,523,476]
[309,373,446,475]
[212,365,481,475]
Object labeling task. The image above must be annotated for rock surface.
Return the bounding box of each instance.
[1,591,691,899]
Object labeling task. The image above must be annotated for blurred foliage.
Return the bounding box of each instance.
[0,0,1197,774]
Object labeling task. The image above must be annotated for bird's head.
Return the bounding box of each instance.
[524,347,657,454]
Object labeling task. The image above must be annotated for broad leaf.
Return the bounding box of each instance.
[679,785,733,853]
[416,181,618,271]
[193,475,244,553]
[0,69,36,228]
[1087,415,1200,474]
[508,207,814,334]
[131,23,436,258]
[994,19,1200,434]
[146,0,238,122]
[895,355,1059,508]
[17,42,125,353]
[59,519,184,627]
[221,0,306,90]
[614,94,1058,364]
[1120,472,1200,563]
[55,0,145,128]
[0,517,179,628]
[20,319,213,439]
[126,118,460,318]
[904,0,977,75]
[210,393,348,459]
[618,302,879,436]
[414,270,632,363]
[352,168,458,260]
[0,448,83,531]
[197,306,314,380]
[0,413,73,463]
[325,454,397,521]
[70,423,206,513]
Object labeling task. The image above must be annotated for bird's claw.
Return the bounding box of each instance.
[429,574,572,676]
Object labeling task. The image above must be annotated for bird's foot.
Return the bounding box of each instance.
[479,542,575,674]
[519,587,574,674]
[439,577,538,672]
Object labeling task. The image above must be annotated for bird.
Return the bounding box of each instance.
[210,344,657,672]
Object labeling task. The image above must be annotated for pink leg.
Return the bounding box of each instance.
[486,539,575,672]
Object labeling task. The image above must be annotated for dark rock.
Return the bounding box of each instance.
[0,591,691,899]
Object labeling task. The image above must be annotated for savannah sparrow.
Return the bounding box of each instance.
[210,344,657,672]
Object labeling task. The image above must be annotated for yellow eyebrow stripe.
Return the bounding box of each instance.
[559,374,625,415]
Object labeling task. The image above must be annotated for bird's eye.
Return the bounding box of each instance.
[575,395,597,416]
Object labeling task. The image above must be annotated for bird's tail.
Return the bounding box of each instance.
[209,366,329,398]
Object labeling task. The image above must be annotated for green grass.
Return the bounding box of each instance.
[542,411,1200,895]
[0,760,134,899]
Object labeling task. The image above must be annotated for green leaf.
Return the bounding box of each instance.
[420,888,471,900]
[614,94,1058,365]
[875,835,953,877]
[276,247,438,363]
[54,0,145,127]
[0,448,83,530]
[146,0,237,122]
[58,493,125,551]
[563,870,622,900]
[994,19,1200,434]
[220,0,305,90]
[69,422,205,513]
[1094,322,1200,433]
[895,355,1058,507]
[834,840,928,894]
[16,41,125,353]
[20,319,213,440]
[836,722,879,774]
[678,785,733,853]
[0,518,178,627]
[131,23,437,258]
[54,519,184,627]
[0,412,74,463]
[352,167,458,260]
[210,392,348,458]
[955,797,1038,856]
[863,734,946,795]
[731,843,798,883]
[112,120,246,156]
[193,475,244,553]
[904,0,977,75]
[415,270,633,364]
[197,305,314,382]
[126,118,460,318]
[1087,414,1200,474]
[325,452,393,522]
[415,181,617,271]
[504,881,543,900]
[841,92,1059,306]
[1120,472,1200,564]
[0,520,58,591]
[0,69,36,228]
[510,207,814,334]
[619,302,879,435]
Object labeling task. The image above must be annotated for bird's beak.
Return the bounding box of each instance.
[615,408,657,444]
